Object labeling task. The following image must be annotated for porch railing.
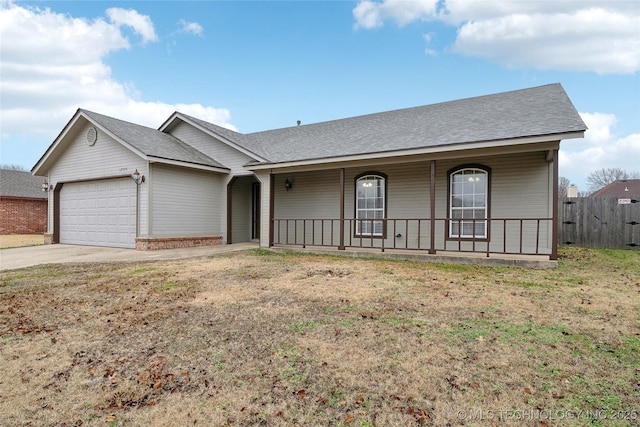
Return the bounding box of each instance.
[272,218,553,257]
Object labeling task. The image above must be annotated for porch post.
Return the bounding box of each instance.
[339,168,345,250]
[429,160,436,254]
[551,149,559,260]
[252,170,273,248]
[269,173,275,247]
[226,177,237,244]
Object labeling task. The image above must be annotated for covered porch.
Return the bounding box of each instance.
[252,145,561,262]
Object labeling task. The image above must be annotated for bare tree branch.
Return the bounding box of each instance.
[586,168,640,192]
[0,164,28,171]
[558,176,571,198]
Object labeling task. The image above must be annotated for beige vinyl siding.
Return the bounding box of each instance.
[149,164,224,237]
[167,122,253,174]
[48,123,148,239]
[273,170,341,245]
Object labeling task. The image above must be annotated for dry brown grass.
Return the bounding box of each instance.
[0,247,638,427]
[0,234,45,249]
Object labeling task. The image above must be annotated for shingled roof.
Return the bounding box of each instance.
[591,179,640,197]
[34,83,587,176]
[183,83,585,165]
[80,110,227,170]
[0,169,47,199]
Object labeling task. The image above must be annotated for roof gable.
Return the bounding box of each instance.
[33,109,229,175]
[160,112,268,162]
[81,110,228,169]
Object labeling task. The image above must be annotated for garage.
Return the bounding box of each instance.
[59,178,137,248]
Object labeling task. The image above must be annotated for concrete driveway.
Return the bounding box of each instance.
[0,242,259,271]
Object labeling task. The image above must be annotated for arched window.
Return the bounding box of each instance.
[355,173,386,236]
[449,166,489,238]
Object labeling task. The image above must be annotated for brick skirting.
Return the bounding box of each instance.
[135,236,223,251]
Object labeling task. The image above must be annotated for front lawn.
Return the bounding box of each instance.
[0,247,638,426]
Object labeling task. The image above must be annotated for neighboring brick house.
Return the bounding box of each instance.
[0,169,48,234]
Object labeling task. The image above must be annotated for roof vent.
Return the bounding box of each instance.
[86,127,97,146]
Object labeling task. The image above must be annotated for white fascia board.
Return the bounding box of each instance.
[32,110,84,175]
[147,156,230,174]
[165,114,268,163]
[246,132,583,172]
[157,111,180,132]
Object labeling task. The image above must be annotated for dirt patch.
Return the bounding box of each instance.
[0,248,638,426]
[0,234,45,249]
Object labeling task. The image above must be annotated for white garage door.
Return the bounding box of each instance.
[60,178,137,248]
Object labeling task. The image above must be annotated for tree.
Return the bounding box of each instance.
[558,176,572,198]
[586,168,640,193]
[0,164,27,171]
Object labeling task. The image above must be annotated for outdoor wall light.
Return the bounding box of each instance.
[284,178,292,191]
[131,169,145,185]
[42,180,50,192]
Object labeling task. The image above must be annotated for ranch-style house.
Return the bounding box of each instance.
[32,83,587,260]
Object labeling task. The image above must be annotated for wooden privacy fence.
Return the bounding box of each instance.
[559,197,640,249]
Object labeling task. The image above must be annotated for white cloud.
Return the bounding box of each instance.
[353,0,439,29]
[0,2,234,145]
[353,0,640,74]
[423,32,437,56]
[177,19,204,37]
[559,112,640,190]
[453,9,640,74]
[106,7,158,44]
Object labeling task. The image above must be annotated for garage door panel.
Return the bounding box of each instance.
[60,178,136,248]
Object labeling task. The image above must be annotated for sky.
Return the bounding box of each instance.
[1,0,639,192]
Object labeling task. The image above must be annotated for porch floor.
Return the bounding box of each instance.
[270,244,558,269]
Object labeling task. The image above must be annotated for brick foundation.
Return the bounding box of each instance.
[135,235,223,251]
[0,197,47,234]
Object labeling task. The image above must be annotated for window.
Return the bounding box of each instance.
[449,167,489,238]
[355,174,385,236]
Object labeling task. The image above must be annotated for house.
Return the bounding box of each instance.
[591,179,640,197]
[32,83,586,260]
[1,169,48,234]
